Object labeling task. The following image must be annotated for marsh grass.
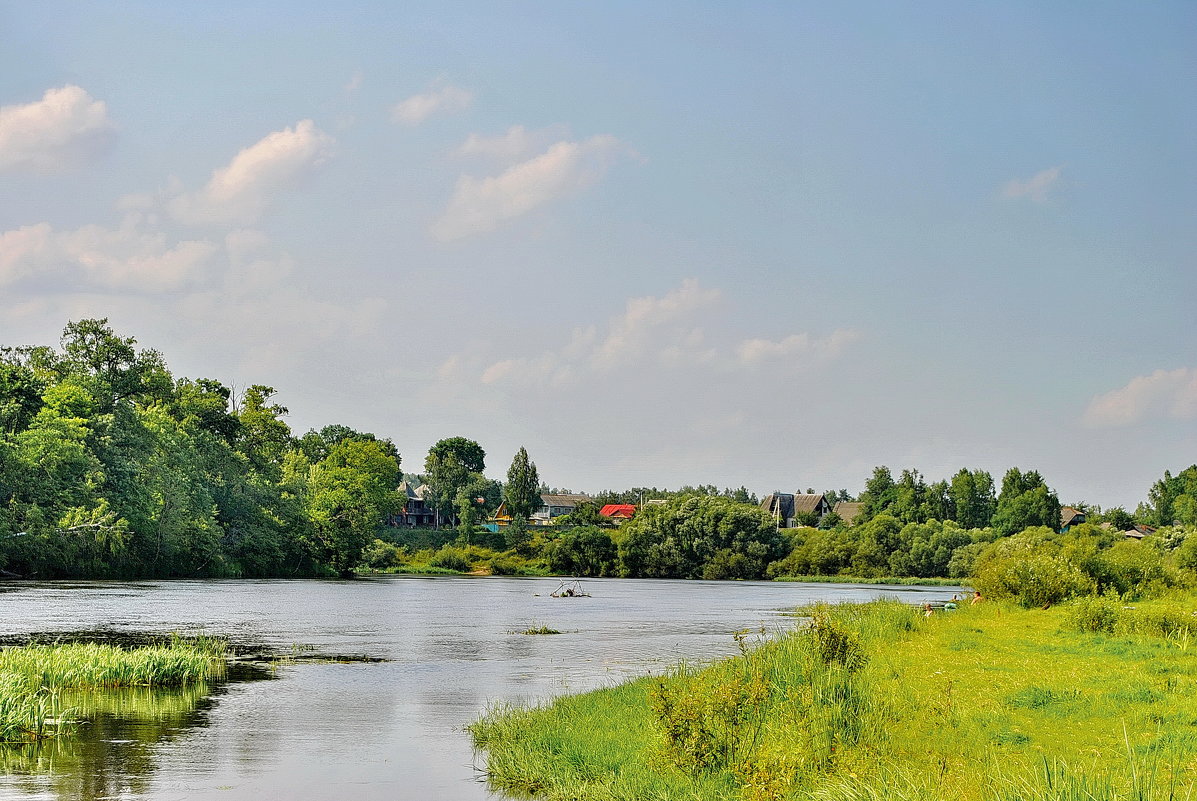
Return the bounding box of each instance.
[0,636,226,744]
[471,597,1197,800]
[773,575,969,587]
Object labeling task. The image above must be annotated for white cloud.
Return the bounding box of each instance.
[443,279,857,389]
[457,125,567,163]
[169,119,334,225]
[0,85,115,173]
[391,84,473,125]
[1003,166,1062,203]
[432,134,630,240]
[344,71,364,95]
[736,329,862,366]
[0,215,217,291]
[1083,368,1197,427]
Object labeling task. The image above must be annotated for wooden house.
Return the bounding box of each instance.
[531,493,593,525]
[760,492,834,528]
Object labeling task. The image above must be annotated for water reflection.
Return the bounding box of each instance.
[1,669,272,801]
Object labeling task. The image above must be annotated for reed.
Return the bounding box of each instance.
[0,637,226,744]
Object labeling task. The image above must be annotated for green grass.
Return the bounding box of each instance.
[521,625,562,635]
[470,597,1197,800]
[773,574,970,586]
[0,637,226,743]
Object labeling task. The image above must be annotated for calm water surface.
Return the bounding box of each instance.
[0,576,960,800]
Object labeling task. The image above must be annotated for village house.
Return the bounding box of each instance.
[760,492,834,528]
[531,493,593,525]
[599,504,637,520]
[1060,506,1087,532]
[391,481,436,527]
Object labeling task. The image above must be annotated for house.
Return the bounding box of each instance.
[1060,507,1086,532]
[391,481,436,527]
[599,504,637,520]
[489,501,515,529]
[531,493,593,525]
[833,501,864,526]
[1123,524,1157,540]
[760,493,833,528]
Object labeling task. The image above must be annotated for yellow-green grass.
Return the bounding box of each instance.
[470,598,1197,800]
[0,638,226,743]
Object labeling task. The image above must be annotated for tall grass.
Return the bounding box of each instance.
[0,637,226,744]
[471,597,1197,800]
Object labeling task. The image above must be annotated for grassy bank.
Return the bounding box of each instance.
[0,638,227,743]
[772,574,969,587]
[470,597,1197,800]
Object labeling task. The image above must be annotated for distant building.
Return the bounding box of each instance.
[599,504,637,520]
[1060,507,1087,532]
[531,493,592,525]
[833,501,864,526]
[760,492,833,528]
[391,481,436,527]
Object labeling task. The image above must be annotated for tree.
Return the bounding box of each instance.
[305,439,401,577]
[615,496,783,579]
[1147,466,1197,527]
[504,446,541,519]
[992,468,1061,536]
[857,466,898,522]
[424,437,486,525]
[235,385,293,478]
[58,318,172,412]
[949,468,996,529]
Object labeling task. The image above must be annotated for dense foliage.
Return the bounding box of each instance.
[0,320,400,578]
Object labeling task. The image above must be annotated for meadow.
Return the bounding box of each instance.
[471,597,1197,800]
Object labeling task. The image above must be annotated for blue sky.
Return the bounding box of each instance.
[1,1,1193,509]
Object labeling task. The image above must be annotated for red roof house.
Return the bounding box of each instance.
[599,504,637,520]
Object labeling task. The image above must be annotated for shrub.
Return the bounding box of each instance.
[1065,595,1122,633]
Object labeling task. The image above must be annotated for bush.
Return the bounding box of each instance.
[973,549,1094,607]
[1065,595,1122,633]
[429,546,472,573]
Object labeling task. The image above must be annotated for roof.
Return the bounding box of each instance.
[599,504,636,518]
[834,502,864,524]
[1061,506,1086,526]
[793,493,827,514]
[539,493,592,507]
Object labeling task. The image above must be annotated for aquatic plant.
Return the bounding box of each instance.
[0,637,226,743]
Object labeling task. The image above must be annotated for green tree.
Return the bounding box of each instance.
[992,468,1061,536]
[857,466,898,522]
[503,446,541,519]
[305,438,401,577]
[949,468,996,529]
[424,437,485,526]
[58,318,172,412]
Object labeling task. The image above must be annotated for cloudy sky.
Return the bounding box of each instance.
[1,2,1193,509]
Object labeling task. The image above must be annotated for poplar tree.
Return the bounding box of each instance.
[504,446,541,519]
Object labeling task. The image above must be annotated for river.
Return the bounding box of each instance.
[0,576,960,800]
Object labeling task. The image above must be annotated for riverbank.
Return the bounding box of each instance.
[0,638,227,743]
[470,596,1197,800]
[772,574,968,586]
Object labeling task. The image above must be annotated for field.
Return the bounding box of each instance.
[471,597,1197,800]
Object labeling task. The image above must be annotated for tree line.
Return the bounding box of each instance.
[3,320,1193,588]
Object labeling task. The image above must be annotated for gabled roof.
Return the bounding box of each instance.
[540,493,591,507]
[1061,507,1086,526]
[834,502,864,524]
[793,493,828,514]
[599,504,636,519]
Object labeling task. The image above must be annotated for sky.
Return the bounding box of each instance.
[1,1,1194,510]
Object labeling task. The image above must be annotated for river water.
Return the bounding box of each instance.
[0,576,960,800]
